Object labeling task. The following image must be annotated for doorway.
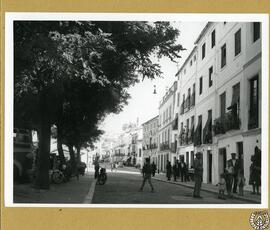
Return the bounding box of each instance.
[207,150,212,183]
[219,148,227,174]
[237,142,244,172]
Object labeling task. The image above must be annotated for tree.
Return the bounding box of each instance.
[14,21,184,189]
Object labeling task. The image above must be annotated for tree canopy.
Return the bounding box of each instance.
[14,20,184,188]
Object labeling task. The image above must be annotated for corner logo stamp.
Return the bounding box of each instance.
[249,211,269,230]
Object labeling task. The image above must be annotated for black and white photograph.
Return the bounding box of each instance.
[5,13,268,207]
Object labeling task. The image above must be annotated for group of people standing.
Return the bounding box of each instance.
[137,146,261,199]
[165,158,189,182]
[217,147,261,199]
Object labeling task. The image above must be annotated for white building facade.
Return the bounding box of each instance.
[157,81,177,172]
[176,22,261,188]
[142,116,159,164]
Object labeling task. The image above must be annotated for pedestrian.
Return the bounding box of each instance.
[238,169,245,196]
[193,152,203,198]
[179,157,187,182]
[172,162,178,182]
[139,158,154,192]
[228,153,240,193]
[176,159,180,178]
[94,161,100,179]
[166,160,172,181]
[216,173,226,200]
[249,149,261,195]
[151,161,157,177]
[225,160,234,198]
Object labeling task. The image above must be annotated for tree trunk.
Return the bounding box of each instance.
[76,145,81,163]
[68,145,76,173]
[34,92,51,189]
[56,122,66,164]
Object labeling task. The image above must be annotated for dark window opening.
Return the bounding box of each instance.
[209,66,213,87]
[235,29,241,56]
[199,77,203,95]
[211,29,216,48]
[202,43,205,60]
[221,44,226,68]
[253,22,260,42]
[248,75,259,129]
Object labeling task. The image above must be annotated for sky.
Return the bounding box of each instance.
[100,22,207,136]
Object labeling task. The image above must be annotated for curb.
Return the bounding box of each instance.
[153,177,260,204]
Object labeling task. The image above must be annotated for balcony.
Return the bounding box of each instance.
[160,142,170,151]
[213,111,241,135]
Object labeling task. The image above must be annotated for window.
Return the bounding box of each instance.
[202,43,206,60]
[248,75,259,129]
[253,22,260,42]
[190,60,193,66]
[220,92,226,118]
[199,77,203,95]
[221,44,226,68]
[235,29,241,56]
[194,55,196,62]
[211,29,216,48]
[177,92,180,106]
[184,69,186,74]
[209,66,213,87]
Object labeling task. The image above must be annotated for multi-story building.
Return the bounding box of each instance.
[142,115,159,164]
[177,46,198,171]
[157,81,178,172]
[176,22,261,188]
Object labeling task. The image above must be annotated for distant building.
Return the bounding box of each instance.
[142,115,159,164]
[157,81,178,172]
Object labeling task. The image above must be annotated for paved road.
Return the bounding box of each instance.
[92,172,247,204]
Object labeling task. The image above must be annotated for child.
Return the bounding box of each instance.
[217,173,226,199]
[238,169,246,196]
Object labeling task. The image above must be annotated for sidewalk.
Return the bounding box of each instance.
[153,173,261,204]
[14,173,94,204]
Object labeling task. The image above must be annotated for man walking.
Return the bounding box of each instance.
[193,152,203,198]
[139,158,154,192]
[228,153,240,193]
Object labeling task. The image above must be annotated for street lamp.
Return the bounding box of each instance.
[153,85,157,94]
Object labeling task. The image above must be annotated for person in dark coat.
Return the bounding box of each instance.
[179,158,187,182]
[228,153,240,193]
[172,162,178,182]
[139,158,154,192]
[166,160,172,181]
[151,162,157,177]
[193,152,203,198]
[249,147,261,195]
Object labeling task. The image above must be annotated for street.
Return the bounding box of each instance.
[14,167,259,204]
[92,170,247,204]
